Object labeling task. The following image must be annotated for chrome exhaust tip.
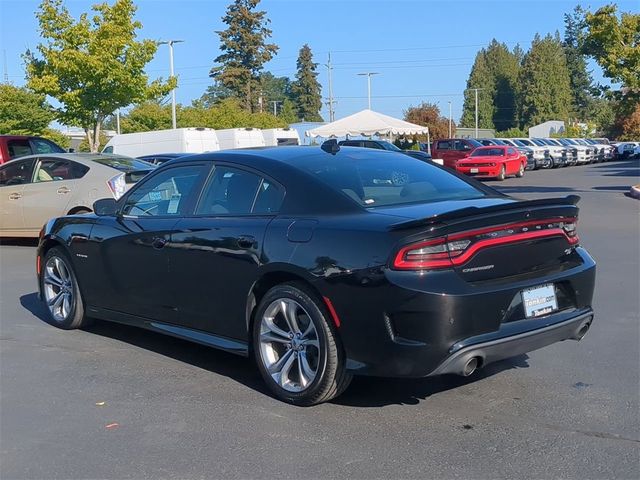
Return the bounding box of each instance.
[571,316,592,341]
[461,357,480,376]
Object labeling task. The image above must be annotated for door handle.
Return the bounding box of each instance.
[8,193,22,200]
[57,187,71,194]
[237,235,256,249]
[152,237,167,249]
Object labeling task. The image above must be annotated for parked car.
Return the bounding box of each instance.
[430,138,482,169]
[570,139,598,163]
[512,138,553,169]
[584,139,614,162]
[137,153,193,165]
[556,138,592,164]
[456,145,526,180]
[338,139,432,161]
[531,138,569,167]
[0,153,154,237]
[544,138,578,166]
[0,135,66,164]
[491,138,536,170]
[36,144,595,406]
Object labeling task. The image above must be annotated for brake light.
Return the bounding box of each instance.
[393,217,579,270]
[107,173,126,200]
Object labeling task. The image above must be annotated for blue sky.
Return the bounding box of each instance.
[0,0,635,125]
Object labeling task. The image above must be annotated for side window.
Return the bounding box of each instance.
[31,138,64,154]
[7,140,32,159]
[454,140,471,151]
[122,165,204,217]
[196,166,262,216]
[102,146,114,153]
[365,141,384,150]
[253,179,284,214]
[0,159,36,186]
[437,141,450,150]
[507,148,516,156]
[34,159,89,182]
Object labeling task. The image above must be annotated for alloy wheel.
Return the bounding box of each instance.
[43,256,74,323]
[258,298,320,392]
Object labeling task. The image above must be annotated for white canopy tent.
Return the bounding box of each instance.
[305,109,429,139]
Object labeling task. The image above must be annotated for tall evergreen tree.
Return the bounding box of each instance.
[291,44,323,122]
[461,40,520,131]
[461,50,495,129]
[563,6,594,120]
[210,0,278,112]
[518,33,573,128]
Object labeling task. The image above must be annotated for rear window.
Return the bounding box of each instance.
[301,154,486,208]
[91,156,155,172]
[471,148,504,157]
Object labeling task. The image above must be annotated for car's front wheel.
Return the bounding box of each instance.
[41,247,91,330]
[253,283,352,406]
[516,162,525,178]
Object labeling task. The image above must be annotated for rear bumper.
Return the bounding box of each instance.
[428,310,593,376]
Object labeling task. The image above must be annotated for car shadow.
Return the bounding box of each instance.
[0,238,38,247]
[19,292,269,396]
[20,291,530,408]
[332,355,530,407]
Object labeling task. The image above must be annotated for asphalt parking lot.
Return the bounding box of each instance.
[1,159,639,479]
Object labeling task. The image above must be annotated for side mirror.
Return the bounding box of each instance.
[93,198,117,216]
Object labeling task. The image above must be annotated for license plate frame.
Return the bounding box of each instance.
[521,283,558,318]
[470,168,479,174]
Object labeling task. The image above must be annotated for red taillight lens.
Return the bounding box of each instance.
[392,217,579,270]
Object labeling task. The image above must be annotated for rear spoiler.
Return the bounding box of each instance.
[388,195,580,231]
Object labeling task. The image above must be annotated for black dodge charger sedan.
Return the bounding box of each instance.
[36,144,596,405]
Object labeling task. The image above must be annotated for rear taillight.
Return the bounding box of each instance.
[107,173,126,200]
[392,217,579,270]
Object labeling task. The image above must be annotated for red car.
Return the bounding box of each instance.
[456,145,526,181]
[0,135,66,164]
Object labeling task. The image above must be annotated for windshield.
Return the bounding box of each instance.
[378,141,402,151]
[574,139,588,145]
[546,139,561,146]
[466,139,483,148]
[302,154,487,208]
[91,156,156,172]
[530,139,546,146]
[516,139,534,146]
[471,148,504,157]
[511,139,527,147]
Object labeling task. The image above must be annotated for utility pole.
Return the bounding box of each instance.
[116,110,121,135]
[324,52,336,122]
[271,100,281,116]
[357,72,380,110]
[158,40,184,129]
[448,101,452,138]
[469,88,483,138]
[2,50,8,83]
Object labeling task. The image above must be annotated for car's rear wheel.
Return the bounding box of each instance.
[42,247,91,330]
[516,162,525,178]
[497,164,506,181]
[253,283,352,406]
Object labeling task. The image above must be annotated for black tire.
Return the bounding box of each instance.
[41,247,91,330]
[252,282,352,406]
[497,165,506,181]
[550,157,556,168]
[515,162,525,178]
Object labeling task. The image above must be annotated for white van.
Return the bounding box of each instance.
[102,128,220,157]
[216,128,266,150]
[262,128,300,147]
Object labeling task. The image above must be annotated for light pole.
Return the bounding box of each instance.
[448,101,452,138]
[469,88,483,138]
[271,100,281,116]
[158,39,184,129]
[357,72,379,110]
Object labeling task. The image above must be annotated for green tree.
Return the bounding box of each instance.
[404,102,454,141]
[120,102,172,133]
[518,33,573,128]
[461,40,520,130]
[24,0,174,152]
[291,44,323,122]
[563,6,595,120]
[0,84,55,135]
[210,0,278,112]
[583,5,640,94]
[497,127,527,138]
[279,98,298,124]
[461,51,494,129]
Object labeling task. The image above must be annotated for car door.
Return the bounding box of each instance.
[20,157,90,232]
[506,148,518,173]
[167,164,285,340]
[0,158,36,233]
[434,140,451,166]
[84,162,210,322]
